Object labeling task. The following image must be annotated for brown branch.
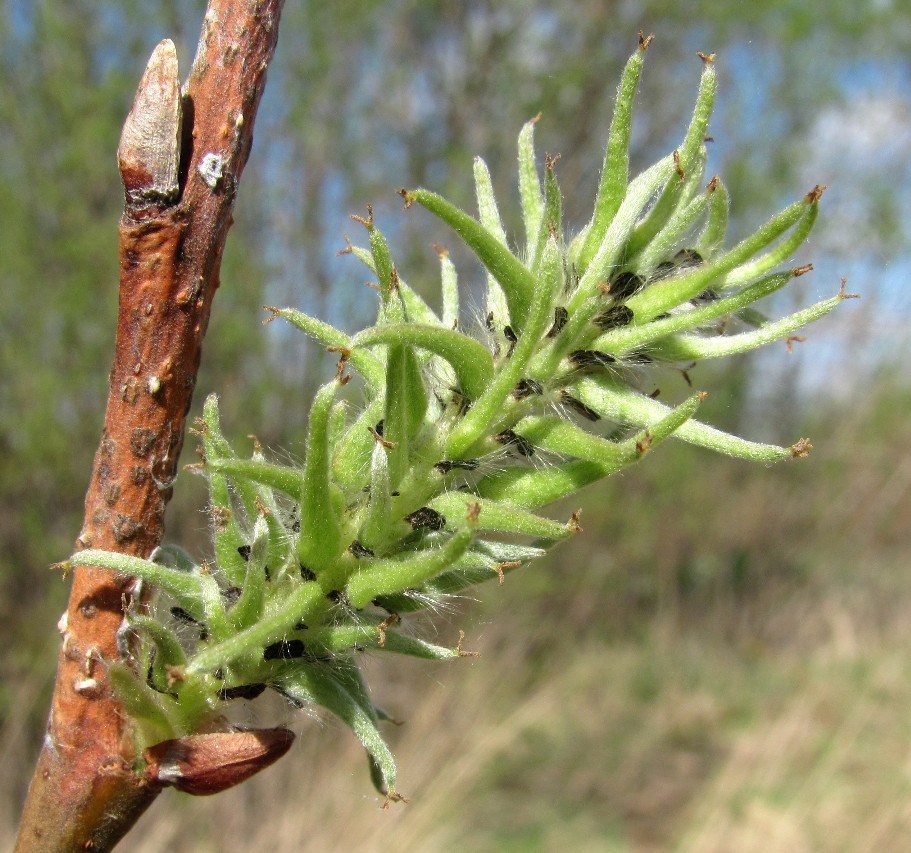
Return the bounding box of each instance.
[15,2,285,850]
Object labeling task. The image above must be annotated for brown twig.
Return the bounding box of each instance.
[14,2,285,850]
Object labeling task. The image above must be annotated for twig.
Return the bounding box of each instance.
[14,2,285,850]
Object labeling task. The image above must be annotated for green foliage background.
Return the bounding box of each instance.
[1,1,909,848]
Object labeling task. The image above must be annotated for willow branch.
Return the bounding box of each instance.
[15,2,285,850]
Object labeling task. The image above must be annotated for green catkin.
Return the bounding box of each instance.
[297,382,343,573]
[229,515,270,630]
[72,41,843,796]
[518,117,545,261]
[628,191,819,320]
[201,395,251,587]
[439,248,460,331]
[624,55,717,258]
[445,236,562,458]
[696,176,729,257]
[593,270,798,356]
[528,155,564,274]
[346,526,475,609]
[474,156,512,331]
[407,188,536,331]
[577,35,651,273]
[354,323,494,400]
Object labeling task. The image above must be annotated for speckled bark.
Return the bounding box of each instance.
[15,2,285,850]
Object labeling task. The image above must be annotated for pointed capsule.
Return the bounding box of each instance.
[297,382,343,572]
[577,34,652,273]
[406,188,535,330]
[518,114,545,261]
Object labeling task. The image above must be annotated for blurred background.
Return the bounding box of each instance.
[2,1,911,850]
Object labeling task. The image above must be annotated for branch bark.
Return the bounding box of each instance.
[15,2,285,850]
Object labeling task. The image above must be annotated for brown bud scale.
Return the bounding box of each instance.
[143,728,295,796]
[118,39,182,216]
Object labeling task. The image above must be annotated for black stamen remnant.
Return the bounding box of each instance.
[593,305,634,330]
[237,545,252,561]
[676,247,704,268]
[221,587,242,608]
[512,378,543,399]
[653,248,705,282]
[218,683,268,702]
[349,541,375,559]
[692,288,720,304]
[607,271,645,300]
[299,564,316,582]
[171,606,205,631]
[450,388,472,416]
[326,589,351,607]
[405,507,447,531]
[568,350,616,369]
[374,419,384,437]
[503,325,518,357]
[495,429,535,456]
[434,459,480,474]
[560,391,601,422]
[547,306,568,338]
[263,639,307,660]
[485,312,495,332]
